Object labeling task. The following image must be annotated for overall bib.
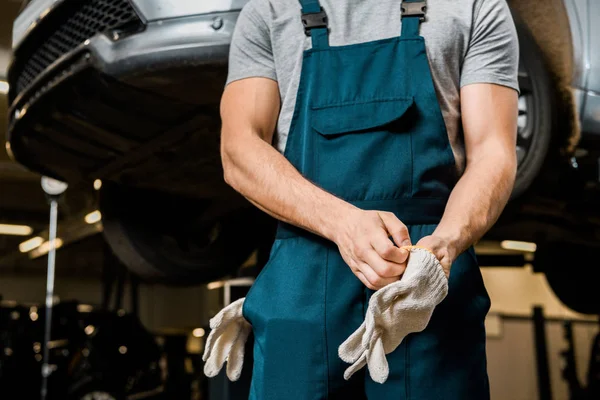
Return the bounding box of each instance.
[242,1,492,398]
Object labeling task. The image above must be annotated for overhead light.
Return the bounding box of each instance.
[0,81,8,95]
[93,179,102,190]
[77,304,93,313]
[192,328,205,338]
[29,306,38,322]
[0,224,33,236]
[29,238,63,258]
[207,281,224,290]
[84,325,95,336]
[19,236,44,252]
[500,240,537,253]
[85,210,101,224]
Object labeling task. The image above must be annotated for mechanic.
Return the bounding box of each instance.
[219,0,519,398]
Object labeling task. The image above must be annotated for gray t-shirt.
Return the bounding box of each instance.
[226,0,519,175]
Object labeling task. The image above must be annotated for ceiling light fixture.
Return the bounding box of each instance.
[0,224,33,236]
[19,236,44,253]
[29,238,63,258]
[500,240,537,253]
[192,328,205,338]
[93,179,102,190]
[0,81,8,95]
[206,281,224,290]
[84,210,101,224]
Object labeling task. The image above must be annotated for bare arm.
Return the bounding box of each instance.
[221,78,351,237]
[221,78,411,289]
[418,83,519,273]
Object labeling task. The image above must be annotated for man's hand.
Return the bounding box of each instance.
[333,209,412,290]
[415,235,455,278]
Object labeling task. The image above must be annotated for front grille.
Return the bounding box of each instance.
[15,0,141,95]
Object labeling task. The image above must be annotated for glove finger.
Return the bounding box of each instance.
[203,299,247,365]
[204,301,248,362]
[204,332,230,377]
[203,322,231,362]
[202,327,219,362]
[343,352,368,381]
[367,337,389,384]
[338,322,367,363]
[362,313,378,345]
[203,322,242,377]
[203,335,226,377]
[226,324,252,382]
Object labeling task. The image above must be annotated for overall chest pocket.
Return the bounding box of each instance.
[311,97,416,201]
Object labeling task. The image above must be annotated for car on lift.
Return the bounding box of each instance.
[4,0,600,312]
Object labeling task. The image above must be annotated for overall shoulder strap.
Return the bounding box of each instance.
[299,0,329,49]
[401,0,427,37]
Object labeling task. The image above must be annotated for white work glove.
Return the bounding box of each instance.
[338,247,448,384]
[202,298,252,381]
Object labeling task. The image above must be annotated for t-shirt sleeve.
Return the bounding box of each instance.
[226,0,277,85]
[460,0,520,93]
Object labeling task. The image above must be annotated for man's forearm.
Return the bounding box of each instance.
[222,131,357,240]
[433,148,517,260]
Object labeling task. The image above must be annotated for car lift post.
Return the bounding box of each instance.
[39,177,68,400]
[533,306,553,400]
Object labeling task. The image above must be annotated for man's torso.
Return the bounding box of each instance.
[228,0,519,175]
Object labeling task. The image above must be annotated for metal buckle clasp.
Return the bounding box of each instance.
[302,10,328,36]
[401,2,427,21]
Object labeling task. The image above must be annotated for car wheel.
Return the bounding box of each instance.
[535,242,600,315]
[100,184,276,285]
[79,392,118,400]
[68,382,121,400]
[511,18,557,199]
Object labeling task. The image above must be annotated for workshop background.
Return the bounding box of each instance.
[0,0,599,399]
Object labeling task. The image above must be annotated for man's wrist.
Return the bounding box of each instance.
[318,201,359,243]
[430,229,463,264]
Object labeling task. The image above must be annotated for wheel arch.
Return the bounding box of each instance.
[508,0,581,154]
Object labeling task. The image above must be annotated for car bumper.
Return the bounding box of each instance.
[13,0,245,48]
[86,11,236,81]
[10,9,238,102]
[7,10,239,198]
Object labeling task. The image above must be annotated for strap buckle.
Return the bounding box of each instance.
[302,10,328,36]
[401,1,427,21]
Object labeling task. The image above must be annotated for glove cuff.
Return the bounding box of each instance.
[411,248,448,302]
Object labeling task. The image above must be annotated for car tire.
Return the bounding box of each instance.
[535,242,600,315]
[511,17,558,199]
[100,184,275,285]
[67,379,122,400]
[72,390,120,400]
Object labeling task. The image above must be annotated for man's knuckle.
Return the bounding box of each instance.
[398,224,409,233]
[372,276,385,287]
[393,226,408,237]
[382,265,395,277]
[355,246,367,259]
[382,243,396,257]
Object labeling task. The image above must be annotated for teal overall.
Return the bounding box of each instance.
[242,0,491,398]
